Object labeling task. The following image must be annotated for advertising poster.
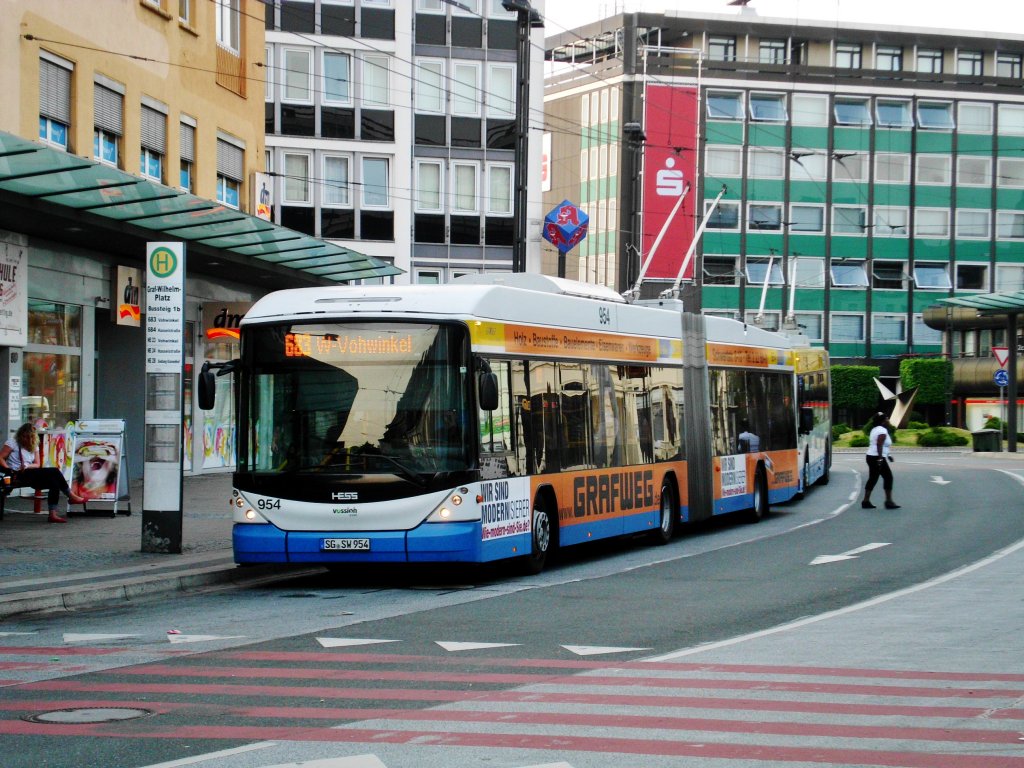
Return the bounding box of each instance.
[70,435,122,501]
[0,238,28,346]
[641,84,699,281]
[116,265,142,327]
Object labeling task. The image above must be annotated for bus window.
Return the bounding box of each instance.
[478,358,517,479]
[620,365,651,465]
[559,362,592,471]
[589,364,620,468]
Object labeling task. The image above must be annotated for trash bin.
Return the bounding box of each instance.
[972,429,1002,452]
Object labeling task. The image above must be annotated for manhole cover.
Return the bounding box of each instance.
[25,707,154,724]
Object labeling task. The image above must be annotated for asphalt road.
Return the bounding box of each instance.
[1,452,1022,768]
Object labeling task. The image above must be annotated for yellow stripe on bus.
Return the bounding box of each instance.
[469,320,682,363]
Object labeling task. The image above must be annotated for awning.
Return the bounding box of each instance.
[937,291,1024,315]
[0,131,401,283]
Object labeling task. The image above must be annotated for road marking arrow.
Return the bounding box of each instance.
[562,645,650,656]
[316,638,400,648]
[436,641,520,652]
[811,542,890,565]
[931,475,951,485]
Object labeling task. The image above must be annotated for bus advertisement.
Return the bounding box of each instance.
[199,274,830,573]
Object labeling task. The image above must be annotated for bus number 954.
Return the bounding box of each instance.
[257,498,281,510]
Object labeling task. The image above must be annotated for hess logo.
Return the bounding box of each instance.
[332,491,358,501]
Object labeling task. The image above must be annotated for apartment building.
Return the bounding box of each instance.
[544,9,1024,426]
[263,0,546,283]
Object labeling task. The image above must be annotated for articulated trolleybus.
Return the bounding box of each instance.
[200,274,830,573]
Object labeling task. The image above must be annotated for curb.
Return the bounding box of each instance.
[0,562,325,619]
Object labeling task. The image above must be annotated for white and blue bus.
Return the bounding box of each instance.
[199,274,830,573]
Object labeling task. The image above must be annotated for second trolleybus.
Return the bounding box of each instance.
[200,274,831,573]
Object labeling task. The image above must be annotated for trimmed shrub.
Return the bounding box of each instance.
[849,434,869,448]
[918,427,969,447]
[907,420,928,430]
[832,423,850,441]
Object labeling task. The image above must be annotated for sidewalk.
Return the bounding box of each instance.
[0,473,320,619]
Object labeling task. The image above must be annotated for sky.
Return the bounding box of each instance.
[541,0,1022,38]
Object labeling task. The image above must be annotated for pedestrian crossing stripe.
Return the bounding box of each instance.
[435,641,521,652]
[316,638,401,648]
[561,644,650,656]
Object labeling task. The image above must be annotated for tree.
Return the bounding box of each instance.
[899,357,951,405]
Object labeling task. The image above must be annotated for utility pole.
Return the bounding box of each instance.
[502,0,542,272]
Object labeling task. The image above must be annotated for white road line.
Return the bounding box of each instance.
[137,742,276,767]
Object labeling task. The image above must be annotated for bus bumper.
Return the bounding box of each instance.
[232,522,481,564]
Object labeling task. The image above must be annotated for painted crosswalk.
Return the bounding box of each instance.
[1,644,1023,766]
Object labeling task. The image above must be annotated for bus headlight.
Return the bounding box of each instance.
[232,493,270,524]
[426,492,479,523]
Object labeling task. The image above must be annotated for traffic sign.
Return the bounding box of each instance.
[993,346,1009,368]
[994,369,1009,387]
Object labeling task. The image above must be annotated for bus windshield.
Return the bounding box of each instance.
[244,321,471,477]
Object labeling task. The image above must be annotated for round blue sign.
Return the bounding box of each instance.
[994,369,1009,387]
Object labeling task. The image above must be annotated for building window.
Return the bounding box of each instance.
[415,59,444,113]
[705,201,740,230]
[452,61,481,117]
[793,258,826,288]
[323,154,351,207]
[872,261,905,289]
[705,146,742,176]
[957,263,988,290]
[93,83,123,168]
[706,91,743,120]
[216,137,244,209]
[486,164,512,215]
[915,208,950,238]
[958,102,993,133]
[139,104,166,183]
[873,207,908,236]
[215,0,240,52]
[833,152,868,182]
[487,63,515,118]
[831,313,865,341]
[996,211,1024,239]
[956,209,991,239]
[997,158,1024,187]
[791,93,828,126]
[789,204,824,233]
[749,92,787,122]
[282,152,311,204]
[917,101,954,130]
[415,160,443,212]
[703,256,737,284]
[748,148,785,178]
[835,43,862,69]
[876,98,912,128]
[914,315,943,345]
[834,97,871,126]
[745,259,785,285]
[759,39,786,64]
[708,36,736,62]
[39,56,72,151]
[997,52,1023,78]
[998,105,1024,135]
[452,162,478,213]
[179,0,192,26]
[179,120,195,192]
[790,153,827,181]
[833,206,867,235]
[416,270,441,284]
[873,314,907,342]
[957,156,992,186]
[282,48,313,103]
[913,263,952,290]
[875,153,910,183]
[744,311,781,331]
[957,50,983,76]
[323,51,352,105]
[794,312,823,341]
[361,156,390,207]
[876,46,902,71]
[362,54,389,107]
[748,203,782,231]
[916,48,943,73]
[916,155,952,185]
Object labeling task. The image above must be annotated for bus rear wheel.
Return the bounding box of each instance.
[522,494,555,575]
[748,466,769,523]
[650,478,676,545]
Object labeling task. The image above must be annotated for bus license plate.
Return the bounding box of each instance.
[321,538,370,552]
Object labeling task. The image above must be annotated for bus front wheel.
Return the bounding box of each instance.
[523,494,556,575]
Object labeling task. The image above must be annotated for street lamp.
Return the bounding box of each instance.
[502,0,543,273]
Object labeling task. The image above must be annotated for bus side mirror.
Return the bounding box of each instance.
[479,372,499,411]
[197,362,217,411]
[799,406,814,435]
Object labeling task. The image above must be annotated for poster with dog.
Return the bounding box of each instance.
[70,436,121,501]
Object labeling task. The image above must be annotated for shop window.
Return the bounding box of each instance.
[23,301,82,429]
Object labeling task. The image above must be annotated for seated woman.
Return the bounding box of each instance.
[0,423,85,523]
